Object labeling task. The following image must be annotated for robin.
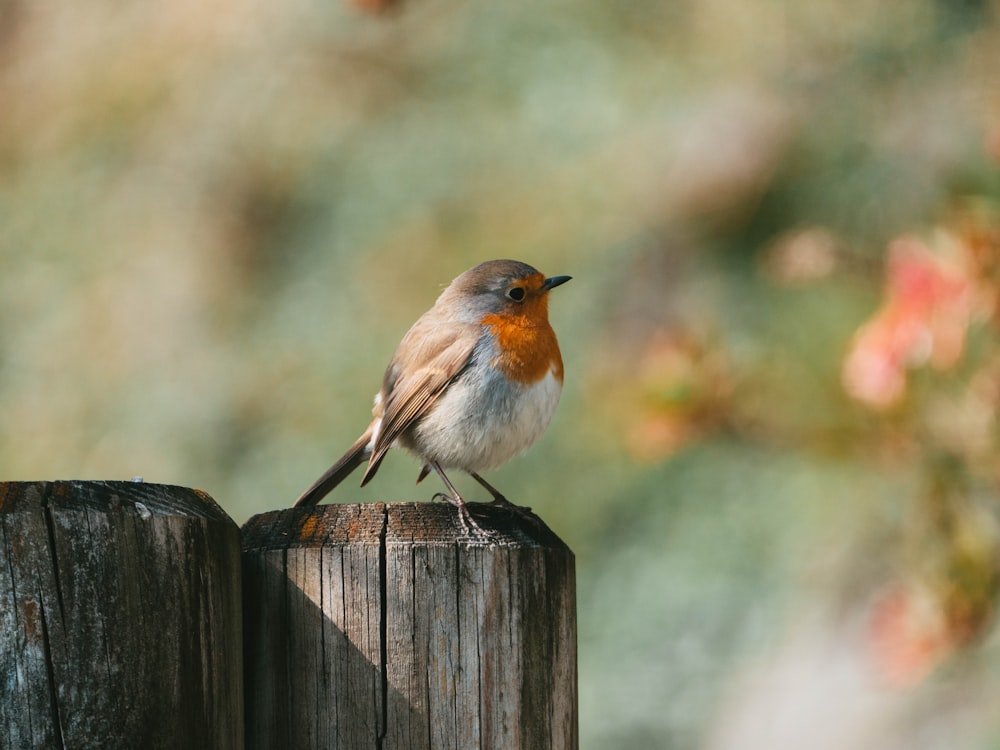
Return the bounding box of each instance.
[294,259,571,535]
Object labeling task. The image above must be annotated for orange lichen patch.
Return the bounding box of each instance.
[298,511,322,542]
[482,283,563,384]
[193,488,213,503]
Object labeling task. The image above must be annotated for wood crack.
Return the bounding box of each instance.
[376,506,388,749]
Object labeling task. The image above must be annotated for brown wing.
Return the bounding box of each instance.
[360,321,480,485]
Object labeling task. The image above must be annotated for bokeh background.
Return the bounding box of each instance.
[4,1,1000,746]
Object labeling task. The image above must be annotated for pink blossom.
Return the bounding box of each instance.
[843,237,973,408]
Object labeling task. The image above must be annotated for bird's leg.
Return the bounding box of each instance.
[468,471,537,519]
[467,471,522,508]
[428,461,493,537]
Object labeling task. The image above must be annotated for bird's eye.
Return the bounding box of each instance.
[507,287,526,302]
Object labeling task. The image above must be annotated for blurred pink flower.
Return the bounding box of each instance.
[867,583,952,688]
[867,531,999,689]
[843,237,973,409]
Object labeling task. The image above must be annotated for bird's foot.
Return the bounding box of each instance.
[432,492,495,538]
[467,471,537,520]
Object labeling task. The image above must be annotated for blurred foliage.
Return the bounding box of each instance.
[4,0,1000,747]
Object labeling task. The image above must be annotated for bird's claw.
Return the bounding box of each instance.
[432,492,495,537]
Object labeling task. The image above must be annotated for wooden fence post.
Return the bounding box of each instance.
[242,502,578,750]
[0,480,244,749]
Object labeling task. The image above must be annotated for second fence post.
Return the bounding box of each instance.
[0,480,243,749]
[242,502,578,750]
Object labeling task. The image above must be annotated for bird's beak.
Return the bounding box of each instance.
[542,275,572,291]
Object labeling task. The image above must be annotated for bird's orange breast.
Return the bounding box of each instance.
[481,299,563,385]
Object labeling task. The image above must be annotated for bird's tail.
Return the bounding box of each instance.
[294,426,374,507]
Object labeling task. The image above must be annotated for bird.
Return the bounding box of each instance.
[294,259,571,535]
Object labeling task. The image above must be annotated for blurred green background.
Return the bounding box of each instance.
[4,1,1000,747]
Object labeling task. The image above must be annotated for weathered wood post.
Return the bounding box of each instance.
[242,502,578,749]
[0,481,244,749]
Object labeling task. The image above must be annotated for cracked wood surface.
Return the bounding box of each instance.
[0,480,243,749]
[242,502,578,750]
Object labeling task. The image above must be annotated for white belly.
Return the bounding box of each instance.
[405,367,563,472]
